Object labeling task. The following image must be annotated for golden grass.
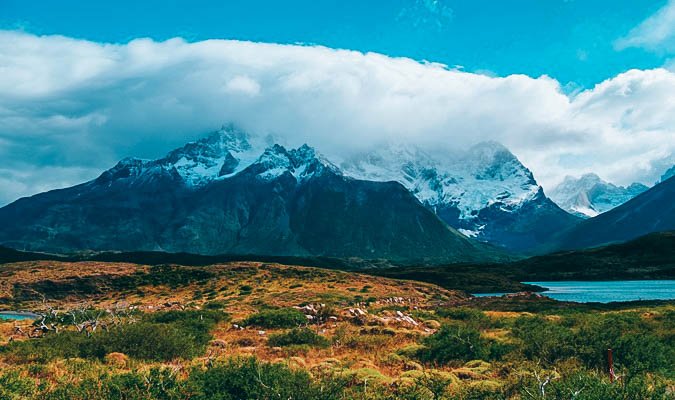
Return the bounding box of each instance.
[0,260,473,381]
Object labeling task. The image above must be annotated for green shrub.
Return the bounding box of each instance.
[204,301,227,310]
[186,358,345,400]
[43,368,184,400]
[243,308,307,329]
[267,328,330,348]
[510,312,675,376]
[520,370,670,400]
[416,324,490,365]
[0,371,38,399]
[4,323,199,362]
[613,334,674,376]
[437,307,490,326]
[571,312,673,374]
[95,322,201,361]
[3,310,228,363]
[512,316,576,365]
[144,309,228,348]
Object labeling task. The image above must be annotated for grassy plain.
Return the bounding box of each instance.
[0,260,672,399]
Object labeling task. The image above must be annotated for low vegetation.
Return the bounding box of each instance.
[242,308,308,329]
[0,260,671,399]
[267,327,330,348]
[3,310,228,362]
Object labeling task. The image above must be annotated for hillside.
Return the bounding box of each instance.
[374,232,675,292]
[342,141,580,252]
[0,260,671,399]
[0,126,578,257]
[0,142,501,263]
[550,175,675,251]
[512,231,675,281]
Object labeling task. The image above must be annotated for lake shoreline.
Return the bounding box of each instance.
[0,311,41,320]
[473,280,675,303]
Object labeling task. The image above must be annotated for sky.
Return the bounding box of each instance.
[1,0,675,205]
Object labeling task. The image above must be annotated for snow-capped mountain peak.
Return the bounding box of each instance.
[549,173,649,218]
[341,140,540,220]
[338,139,577,251]
[246,144,340,182]
[91,127,576,252]
[157,124,269,186]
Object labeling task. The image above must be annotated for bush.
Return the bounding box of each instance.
[186,358,345,400]
[267,328,330,348]
[437,307,491,328]
[3,310,228,362]
[203,301,226,310]
[571,312,673,374]
[416,324,490,365]
[510,312,674,375]
[613,334,674,376]
[42,368,184,400]
[0,371,37,399]
[243,308,307,329]
[95,323,201,361]
[520,370,670,400]
[4,323,199,362]
[144,310,228,348]
[512,316,576,365]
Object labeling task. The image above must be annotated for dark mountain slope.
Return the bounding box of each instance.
[341,141,581,253]
[472,188,580,253]
[0,144,501,263]
[550,176,675,250]
[374,231,675,292]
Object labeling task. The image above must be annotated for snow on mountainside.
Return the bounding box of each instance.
[241,144,340,182]
[92,126,577,252]
[106,127,542,220]
[339,141,543,238]
[549,173,649,218]
[100,124,273,188]
[0,129,500,261]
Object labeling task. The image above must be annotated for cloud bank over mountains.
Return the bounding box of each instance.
[0,30,673,206]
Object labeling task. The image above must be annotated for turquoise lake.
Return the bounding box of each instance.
[0,312,40,321]
[475,280,675,303]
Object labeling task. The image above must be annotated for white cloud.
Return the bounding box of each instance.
[0,31,673,206]
[615,0,675,51]
[224,75,261,96]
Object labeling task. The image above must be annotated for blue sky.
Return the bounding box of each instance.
[0,1,674,206]
[1,0,671,87]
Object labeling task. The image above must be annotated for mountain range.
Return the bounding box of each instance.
[550,174,675,250]
[549,173,649,218]
[0,130,499,262]
[0,125,672,260]
[340,141,579,252]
